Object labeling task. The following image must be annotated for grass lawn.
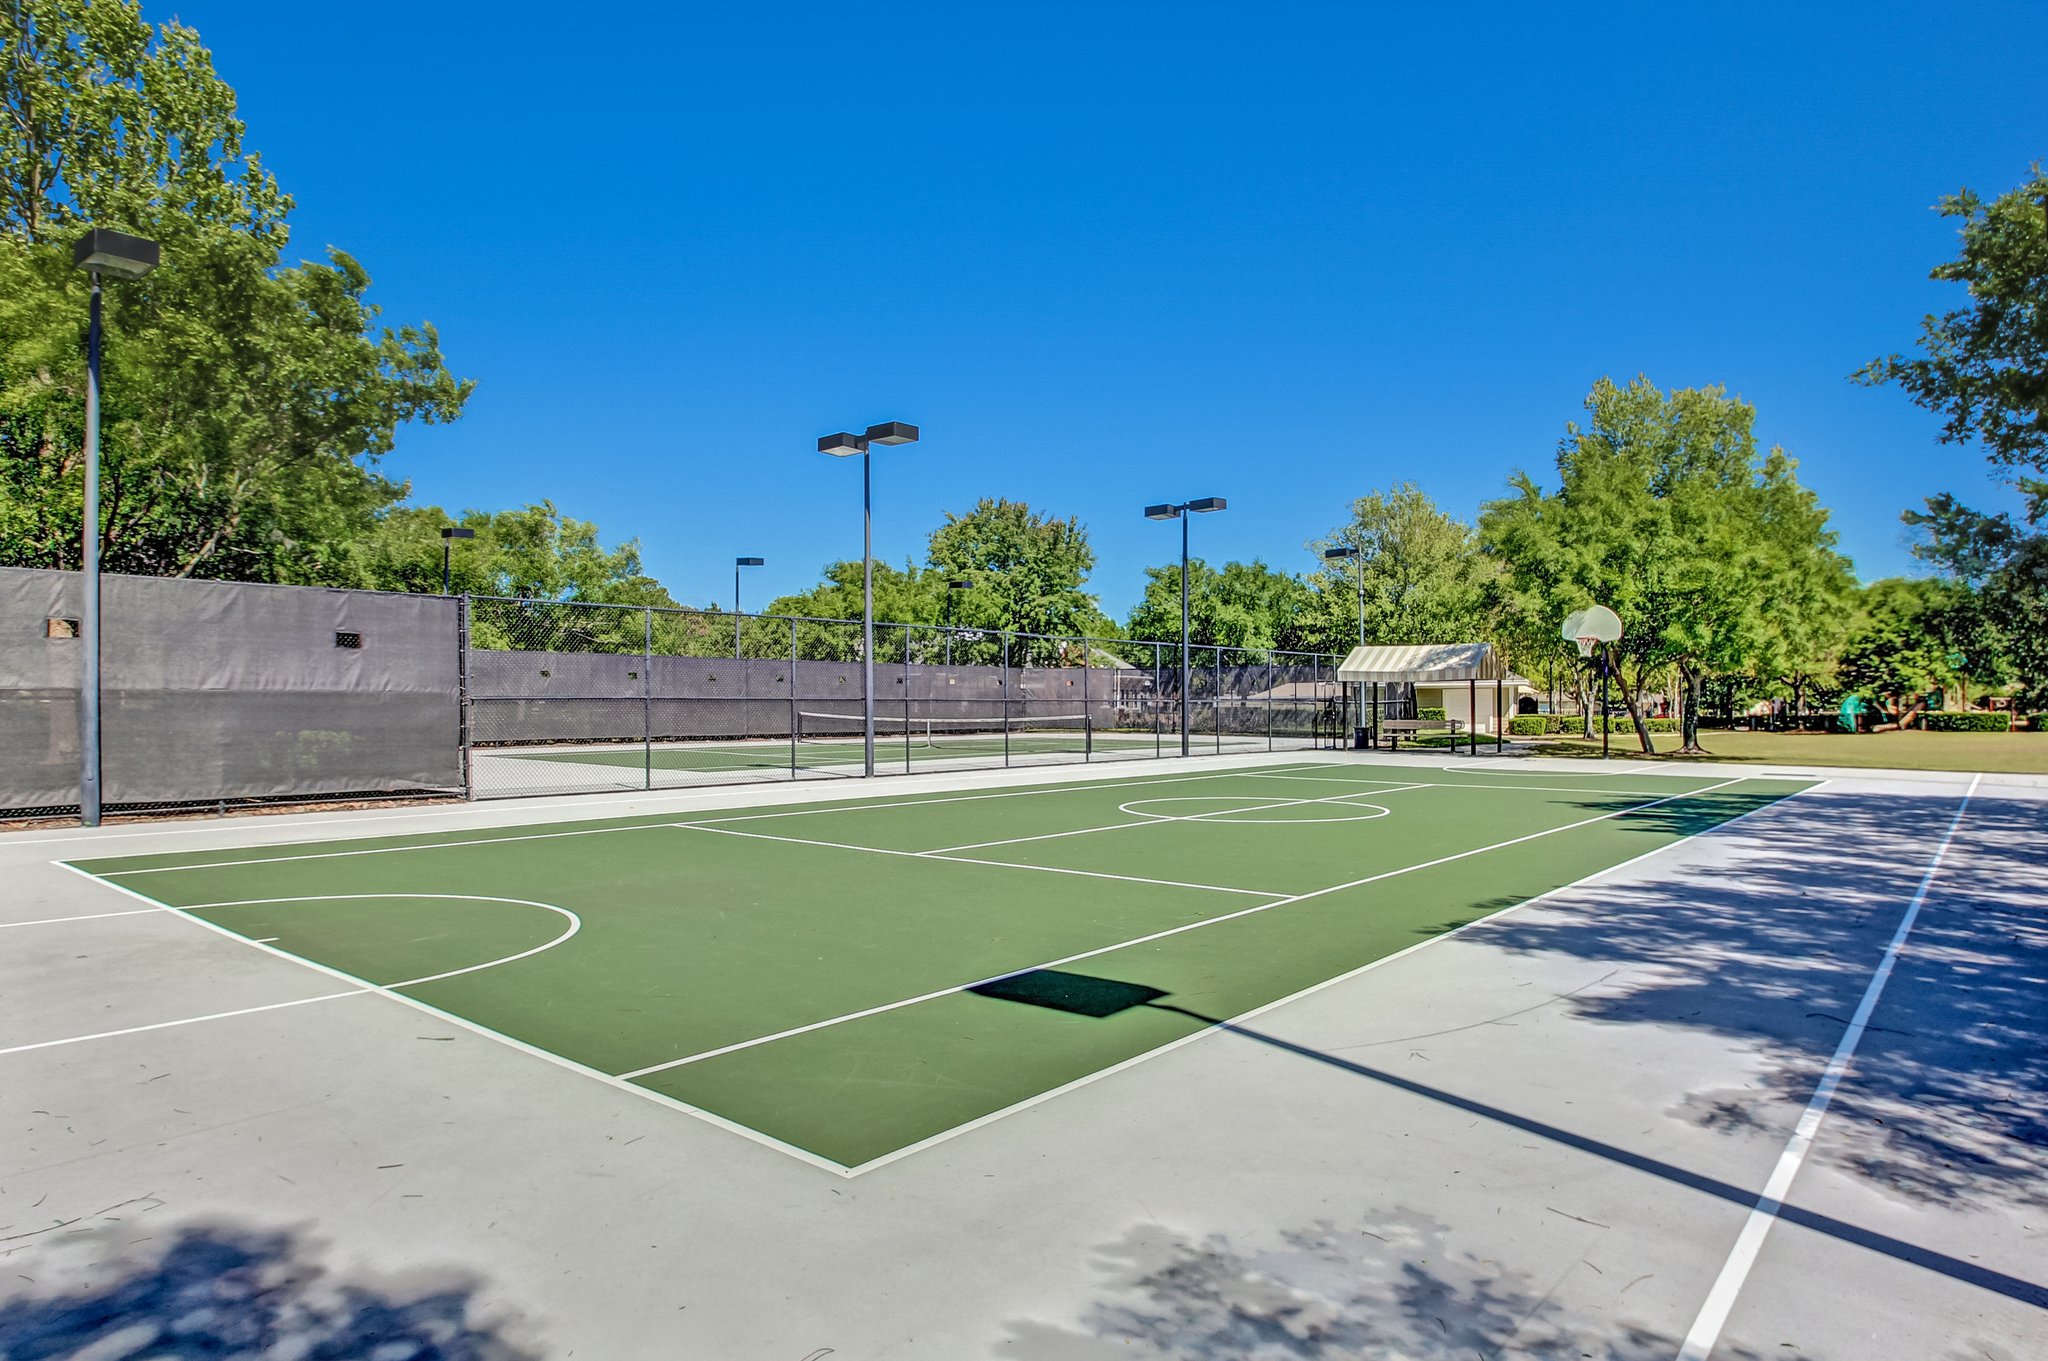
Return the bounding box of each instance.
[1522,726,2048,774]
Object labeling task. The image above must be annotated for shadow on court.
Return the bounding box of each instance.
[993,1210,1810,1361]
[1459,787,2048,1217]
[969,966,2048,1316]
[0,1222,536,1360]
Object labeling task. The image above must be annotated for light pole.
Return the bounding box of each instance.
[733,556,764,655]
[441,526,474,594]
[945,577,970,666]
[819,421,919,776]
[1322,545,1364,647]
[72,228,160,828]
[1143,497,1227,755]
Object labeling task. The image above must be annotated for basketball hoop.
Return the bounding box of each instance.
[1560,605,1622,658]
[1560,603,1625,757]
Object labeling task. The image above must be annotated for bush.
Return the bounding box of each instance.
[1417,707,1447,721]
[1922,711,2012,733]
[1507,715,1547,737]
[2027,714,2048,732]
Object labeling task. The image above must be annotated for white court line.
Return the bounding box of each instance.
[0,907,165,929]
[0,989,372,1057]
[619,776,1749,1081]
[1,893,585,1057]
[1675,773,1981,1361]
[78,763,1333,878]
[45,771,1787,1175]
[180,894,585,989]
[44,863,853,1176]
[675,823,1281,898]
[845,776,1827,1176]
[925,785,1430,854]
[1245,771,1705,798]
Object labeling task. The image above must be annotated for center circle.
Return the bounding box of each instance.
[1118,796,1392,825]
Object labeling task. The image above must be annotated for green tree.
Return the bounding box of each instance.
[1857,166,2048,476]
[1124,558,1316,652]
[0,0,470,582]
[1312,484,1503,652]
[1481,377,1853,753]
[1899,494,2033,707]
[1837,579,1965,715]
[925,497,1111,642]
[355,503,679,606]
[762,559,943,662]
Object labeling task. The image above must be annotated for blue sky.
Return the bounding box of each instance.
[177,1,2044,616]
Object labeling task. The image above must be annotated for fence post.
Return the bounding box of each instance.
[1002,632,1012,768]
[1266,651,1274,752]
[642,607,653,791]
[1154,641,1163,759]
[1213,646,1222,755]
[457,595,474,800]
[789,618,799,777]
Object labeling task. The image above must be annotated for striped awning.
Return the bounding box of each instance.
[1336,642,1506,684]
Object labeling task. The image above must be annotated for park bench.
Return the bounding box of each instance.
[1374,717,1468,754]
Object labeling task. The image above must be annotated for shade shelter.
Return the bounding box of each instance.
[1335,643,1512,754]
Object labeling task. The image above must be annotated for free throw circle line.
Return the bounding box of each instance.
[181,893,582,987]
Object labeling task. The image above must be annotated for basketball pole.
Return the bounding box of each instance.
[1600,644,1611,759]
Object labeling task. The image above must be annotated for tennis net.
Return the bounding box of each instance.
[795,711,1092,753]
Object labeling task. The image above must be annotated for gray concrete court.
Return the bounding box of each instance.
[1,751,2041,1359]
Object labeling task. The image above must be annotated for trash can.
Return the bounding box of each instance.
[1354,726,1371,750]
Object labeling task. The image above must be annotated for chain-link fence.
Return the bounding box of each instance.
[1,569,1353,817]
[463,599,1351,800]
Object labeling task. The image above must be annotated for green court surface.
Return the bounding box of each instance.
[69,761,1811,1170]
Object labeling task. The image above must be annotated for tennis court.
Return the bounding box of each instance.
[64,759,1807,1170]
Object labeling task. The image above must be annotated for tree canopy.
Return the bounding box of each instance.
[1124,558,1317,653]
[1858,166,2048,477]
[1,0,471,582]
[1481,377,1854,750]
[1311,484,1502,652]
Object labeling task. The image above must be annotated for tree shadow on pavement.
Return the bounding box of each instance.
[993,1210,1807,1361]
[1465,786,2048,1214]
[0,1220,537,1360]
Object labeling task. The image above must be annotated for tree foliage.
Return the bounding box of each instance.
[925,497,1110,640]
[1857,166,2048,477]
[1124,558,1317,653]
[1481,377,1854,751]
[0,0,471,582]
[1310,484,1502,652]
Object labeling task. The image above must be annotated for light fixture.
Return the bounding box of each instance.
[71,226,161,826]
[821,420,921,775]
[1141,496,1229,755]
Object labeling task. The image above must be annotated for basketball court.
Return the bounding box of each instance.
[2,748,2042,1357]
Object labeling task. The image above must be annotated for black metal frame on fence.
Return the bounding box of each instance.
[458,596,1349,801]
